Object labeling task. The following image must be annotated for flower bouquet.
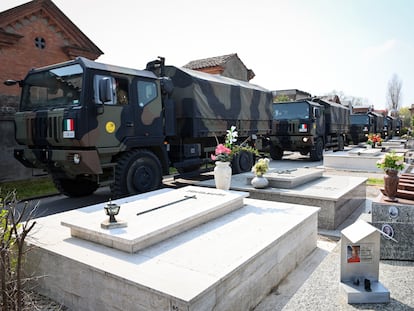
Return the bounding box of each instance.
[252,158,270,177]
[376,151,404,172]
[211,125,238,162]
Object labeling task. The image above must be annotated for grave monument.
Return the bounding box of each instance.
[340,220,390,304]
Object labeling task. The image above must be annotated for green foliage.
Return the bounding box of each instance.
[273,95,290,102]
[212,126,259,162]
[252,158,270,176]
[0,177,58,201]
[376,151,405,171]
[1,188,37,310]
[398,107,411,128]
[367,177,383,186]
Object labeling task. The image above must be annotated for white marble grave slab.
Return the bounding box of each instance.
[61,186,247,253]
[246,167,323,189]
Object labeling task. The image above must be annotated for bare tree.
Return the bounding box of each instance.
[387,74,402,112]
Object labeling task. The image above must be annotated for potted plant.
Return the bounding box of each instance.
[376,151,405,202]
[251,158,270,188]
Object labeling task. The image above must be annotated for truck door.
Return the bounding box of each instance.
[314,106,325,137]
[132,78,163,140]
[94,75,135,148]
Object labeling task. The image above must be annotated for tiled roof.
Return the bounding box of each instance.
[0,0,103,57]
[183,53,237,69]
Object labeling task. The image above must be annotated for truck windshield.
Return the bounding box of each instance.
[273,102,309,120]
[350,115,369,125]
[20,64,83,111]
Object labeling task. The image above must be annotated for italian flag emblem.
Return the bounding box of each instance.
[64,119,74,131]
[299,123,307,132]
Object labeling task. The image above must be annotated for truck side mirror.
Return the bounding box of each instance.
[99,78,112,103]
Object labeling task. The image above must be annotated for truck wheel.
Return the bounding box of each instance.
[52,176,98,197]
[338,135,345,151]
[232,150,254,174]
[270,146,283,160]
[310,138,324,161]
[112,149,162,197]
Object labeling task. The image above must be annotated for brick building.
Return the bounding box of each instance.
[183,53,255,82]
[0,0,102,181]
[0,0,102,105]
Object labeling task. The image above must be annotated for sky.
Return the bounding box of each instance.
[1,0,414,110]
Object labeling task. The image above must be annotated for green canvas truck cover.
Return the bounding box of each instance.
[164,66,272,138]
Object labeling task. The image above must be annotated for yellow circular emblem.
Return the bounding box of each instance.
[105,121,116,133]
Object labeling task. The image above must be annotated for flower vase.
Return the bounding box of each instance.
[251,174,269,189]
[214,161,232,190]
[383,169,399,202]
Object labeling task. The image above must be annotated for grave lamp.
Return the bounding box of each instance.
[104,200,120,223]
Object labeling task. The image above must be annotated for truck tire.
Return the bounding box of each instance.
[310,138,324,161]
[270,146,283,160]
[52,176,98,197]
[232,150,254,174]
[111,149,162,197]
[338,135,345,151]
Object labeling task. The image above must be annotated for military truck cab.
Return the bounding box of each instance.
[12,57,169,197]
[349,113,373,144]
[269,98,349,161]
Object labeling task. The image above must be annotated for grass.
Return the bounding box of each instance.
[0,177,58,201]
[367,177,384,186]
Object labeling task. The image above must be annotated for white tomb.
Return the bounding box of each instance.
[25,186,320,311]
[340,220,390,304]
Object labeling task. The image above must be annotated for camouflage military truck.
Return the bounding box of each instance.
[348,111,384,144]
[383,115,398,139]
[267,98,350,161]
[7,57,272,197]
[348,113,372,144]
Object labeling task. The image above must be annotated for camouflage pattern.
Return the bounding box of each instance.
[13,57,273,196]
[164,66,272,139]
[269,98,350,160]
[14,57,164,177]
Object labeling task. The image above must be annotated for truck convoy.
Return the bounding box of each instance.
[267,97,350,161]
[7,57,272,197]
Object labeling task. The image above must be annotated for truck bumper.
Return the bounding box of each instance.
[273,136,314,151]
[14,148,103,175]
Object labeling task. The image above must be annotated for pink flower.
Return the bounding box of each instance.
[215,144,231,155]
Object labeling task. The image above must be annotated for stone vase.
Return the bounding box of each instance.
[383,169,399,202]
[214,161,232,190]
[251,174,269,189]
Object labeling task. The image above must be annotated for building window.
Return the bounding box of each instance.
[34,37,46,49]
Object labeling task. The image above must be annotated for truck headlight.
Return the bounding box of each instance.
[302,137,309,143]
[73,153,81,164]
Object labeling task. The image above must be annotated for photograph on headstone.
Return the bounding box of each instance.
[388,206,399,219]
[347,245,361,263]
[381,224,394,239]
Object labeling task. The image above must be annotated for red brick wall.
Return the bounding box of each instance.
[0,15,75,97]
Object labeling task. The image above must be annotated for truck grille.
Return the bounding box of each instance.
[274,123,296,134]
[27,115,63,143]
